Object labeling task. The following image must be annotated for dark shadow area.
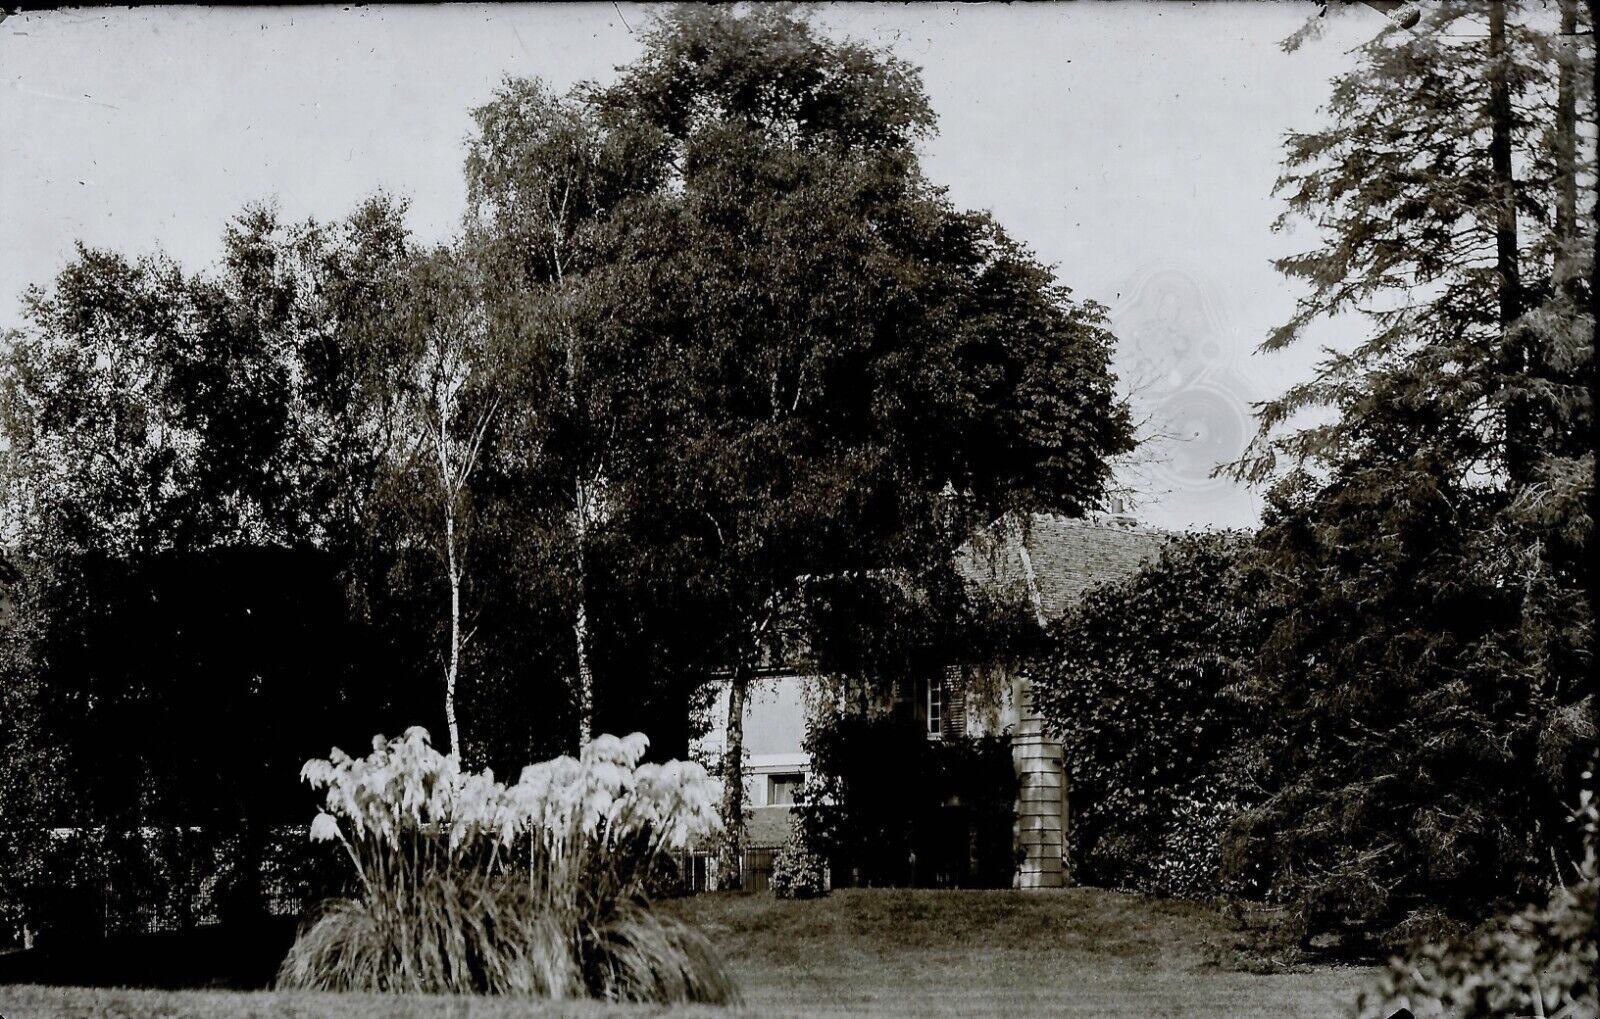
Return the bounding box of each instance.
[0,915,299,990]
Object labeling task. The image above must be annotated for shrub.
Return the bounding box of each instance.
[1229,473,1596,951]
[1146,776,1247,900]
[796,711,1015,888]
[1030,532,1260,899]
[277,728,737,1004]
[0,824,339,945]
[1357,779,1598,1019]
[1,829,112,944]
[770,842,828,899]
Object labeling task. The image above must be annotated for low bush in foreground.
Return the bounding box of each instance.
[1358,781,1599,1019]
[276,728,736,1004]
[770,842,828,900]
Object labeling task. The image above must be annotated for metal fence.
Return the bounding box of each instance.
[676,847,777,893]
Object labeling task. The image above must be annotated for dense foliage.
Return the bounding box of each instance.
[1220,0,1596,950]
[0,207,578,940]
[1358,776,1598,1019]
[471,3,1134,869]
[0,547,426,939]
[795,711,1016,889]
[1224,473,1593,948]
[1032,4,1595,950]
[0,825,344,947]
[769,842,829,900]
[0,4,1136,940]
[278,729,733,1003]
[1031,532,1261,899]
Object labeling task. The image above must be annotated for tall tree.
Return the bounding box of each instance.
[0,199,434,927]
[1228,2,1597,947]
[388,246,502,760]
[465,79,663,748]
[588,4,1134,882]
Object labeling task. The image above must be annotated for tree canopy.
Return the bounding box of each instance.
[0,3,1138,917]
[1222,0,1596,948]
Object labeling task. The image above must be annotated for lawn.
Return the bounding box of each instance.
[0,888,1379,1019]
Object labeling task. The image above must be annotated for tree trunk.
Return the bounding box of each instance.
[717,664,751,889]
[573,475,595,749]
[444,508,463,760]
[1489,0,1531,484]
[552,240,597,752]
[1555,0,1579,254]
[1588,0,1599,702]
[1488,0,1520,315]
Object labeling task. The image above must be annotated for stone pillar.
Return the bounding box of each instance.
[1011,675,1067,889]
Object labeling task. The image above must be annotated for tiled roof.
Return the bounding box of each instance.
[959,514,1169,621]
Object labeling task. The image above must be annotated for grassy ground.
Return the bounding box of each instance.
[0,888,1378,1019]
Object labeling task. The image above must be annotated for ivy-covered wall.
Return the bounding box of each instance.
[1030,532,1260,899]
[794,712,1017,889]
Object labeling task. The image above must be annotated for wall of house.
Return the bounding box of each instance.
[693,673,812,848]
[742,675,809,759]
[695,666,1068,884]
[1010,673,1068,889]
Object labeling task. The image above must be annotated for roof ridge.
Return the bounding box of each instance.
[1030,510,1171,537]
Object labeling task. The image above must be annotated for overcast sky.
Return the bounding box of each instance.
[0,2,1382,531]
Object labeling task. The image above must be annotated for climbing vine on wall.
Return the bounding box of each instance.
[1030,532,1263,898]
[794,710,1017,889]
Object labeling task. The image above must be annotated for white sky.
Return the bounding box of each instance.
[0,2,1381,531]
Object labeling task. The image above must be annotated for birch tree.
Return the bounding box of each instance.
[593,5,1135,885]
[397,247,500,760]
[465,80,660,748]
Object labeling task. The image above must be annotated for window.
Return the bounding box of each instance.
[768,773,804,806]
[927,678,943,738]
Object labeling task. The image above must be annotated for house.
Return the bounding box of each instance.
[693,511,1169,890]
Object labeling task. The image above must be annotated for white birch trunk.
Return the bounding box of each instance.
[436,379,465,760]
[444,506,463,760]
[573,474,595,748]
[550,210,598,750]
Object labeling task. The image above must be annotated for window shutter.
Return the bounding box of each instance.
[942,665,967,739]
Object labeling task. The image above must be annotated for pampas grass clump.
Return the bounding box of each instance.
[277,874,579,996]
[276,728,736,1004]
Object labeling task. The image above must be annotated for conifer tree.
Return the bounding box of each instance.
[1229,1,1597,947]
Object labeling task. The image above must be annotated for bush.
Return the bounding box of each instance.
[1229,472,1596,952]
[0,824,342,946]
[1357,779,1599,1019]
[796,711,1015,888]
[1147,776,1246,900]
[1030,532,1260,899]
[770,842,828,899]
[276,728,737,1004]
